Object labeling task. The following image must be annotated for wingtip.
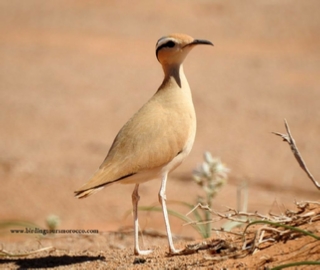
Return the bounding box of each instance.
[74,187,104,199]
[74,190,88,199]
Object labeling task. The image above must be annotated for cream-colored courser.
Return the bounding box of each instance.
[75,33,213,255]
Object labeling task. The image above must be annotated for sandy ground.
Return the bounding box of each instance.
[1,0,320,269]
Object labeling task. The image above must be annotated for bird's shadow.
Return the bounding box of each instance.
[0,254,105,269]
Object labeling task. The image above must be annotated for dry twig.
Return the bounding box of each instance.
[182,201,320,262]
[272,119,320,190]
[0,246,54,257]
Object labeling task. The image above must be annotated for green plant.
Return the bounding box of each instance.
[0,220,40,235]
[46,214,60,231]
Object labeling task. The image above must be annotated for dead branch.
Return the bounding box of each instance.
[186,201,320,262]
[272,119,320,190]
[184,203,295,228]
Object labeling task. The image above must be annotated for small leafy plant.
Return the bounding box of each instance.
[190,151,229,238]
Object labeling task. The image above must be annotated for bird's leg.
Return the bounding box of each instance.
[132,184,152,255]
[158,173,181,255]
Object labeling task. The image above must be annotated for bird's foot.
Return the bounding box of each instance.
[168,247,183,256]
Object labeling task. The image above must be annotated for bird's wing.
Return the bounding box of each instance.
[74,98,192,195]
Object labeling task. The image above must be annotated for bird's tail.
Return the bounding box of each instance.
[74,186,104,199]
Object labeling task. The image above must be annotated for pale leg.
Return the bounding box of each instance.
[158,173,181,254]
[132,184,152,255]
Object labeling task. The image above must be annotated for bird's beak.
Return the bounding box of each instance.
[188,39,214,47]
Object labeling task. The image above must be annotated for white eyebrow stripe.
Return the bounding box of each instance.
[156,37,177,49]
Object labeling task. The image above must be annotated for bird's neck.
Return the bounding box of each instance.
[160,63,189,90]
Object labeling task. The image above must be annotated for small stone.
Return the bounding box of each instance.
[133,257,146,264]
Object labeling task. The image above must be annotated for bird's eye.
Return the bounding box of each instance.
[166,41,175,48]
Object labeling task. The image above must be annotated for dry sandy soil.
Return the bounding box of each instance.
[1,1,320,269]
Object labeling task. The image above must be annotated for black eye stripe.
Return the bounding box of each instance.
[156,40,176,58]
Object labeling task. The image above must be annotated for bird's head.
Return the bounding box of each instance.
[156,33,213,66]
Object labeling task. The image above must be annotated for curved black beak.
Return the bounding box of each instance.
[189,39,214,46]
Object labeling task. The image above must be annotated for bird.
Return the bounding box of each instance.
[74,33,213,255]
